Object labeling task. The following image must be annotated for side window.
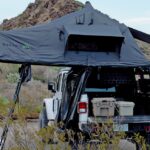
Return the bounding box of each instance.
[61,73,67,92]
[56,74,61,91]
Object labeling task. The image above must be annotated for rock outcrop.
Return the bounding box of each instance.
[0,0,83,30]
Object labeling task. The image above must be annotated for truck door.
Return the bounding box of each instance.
[53,73,63,116]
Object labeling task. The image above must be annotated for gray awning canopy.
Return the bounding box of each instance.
[0,2,149,67]
[64,24,124,37]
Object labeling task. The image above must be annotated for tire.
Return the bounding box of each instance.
[39,106,49,129]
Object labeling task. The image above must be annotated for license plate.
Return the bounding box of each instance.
[113,124,128,132]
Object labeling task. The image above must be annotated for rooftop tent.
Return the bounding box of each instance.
[0,2,149,67]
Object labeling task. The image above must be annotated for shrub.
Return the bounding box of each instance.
[0,96,9,116]
[32,66,60,83]
[6,73,19,83]
[133,133,147,150]
[0,115,146,150]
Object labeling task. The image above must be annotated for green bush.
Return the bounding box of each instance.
[0,96,9,116]
[6,73,19,83]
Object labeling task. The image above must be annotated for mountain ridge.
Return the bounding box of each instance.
[0,0,83,30]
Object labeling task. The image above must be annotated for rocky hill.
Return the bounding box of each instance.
[0,0,83,30]
[136,40,150,60]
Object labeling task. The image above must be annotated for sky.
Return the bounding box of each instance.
[0,0,150,34]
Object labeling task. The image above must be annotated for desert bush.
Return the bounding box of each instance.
[0,81,50,119]
[6,73,19,83]
[74,0,84,10]
[0,80,49,118]
[133,133,147,150]
[0,64,59,111]
[0,63,19,75]
[0,63,19,82]
[0,113,146,150]
[19,80,50,113]
[0,96,9,116]
[3,19,8,24]
[0,63,60,83]
[32,66,60,83]
[0,96,139,149]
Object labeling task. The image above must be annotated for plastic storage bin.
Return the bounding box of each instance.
[92,97,116,117]
[116,101,135,116]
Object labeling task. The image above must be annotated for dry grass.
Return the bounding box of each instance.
[136,40,150,60]
[0,63,60,118]
[0,118,142,150]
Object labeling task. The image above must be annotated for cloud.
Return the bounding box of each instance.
[124,17,150,25]
[144,10,150,16]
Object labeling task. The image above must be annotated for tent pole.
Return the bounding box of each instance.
[0,64,31,150]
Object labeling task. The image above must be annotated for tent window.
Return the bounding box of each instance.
[66,35,124,53]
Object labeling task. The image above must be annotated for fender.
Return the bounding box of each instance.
[43,98,55,120]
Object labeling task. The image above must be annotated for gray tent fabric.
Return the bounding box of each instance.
[0,2,150,67]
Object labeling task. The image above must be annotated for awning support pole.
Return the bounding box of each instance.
[0,64,31,150]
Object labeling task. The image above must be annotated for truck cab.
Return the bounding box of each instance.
[39,68,70,128]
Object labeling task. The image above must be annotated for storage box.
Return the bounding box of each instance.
[92,97,116,117]
[116,101,135,116]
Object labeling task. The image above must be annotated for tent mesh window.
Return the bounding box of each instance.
[66,35,123,53]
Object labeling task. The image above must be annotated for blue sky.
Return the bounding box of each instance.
[0,0,150,33]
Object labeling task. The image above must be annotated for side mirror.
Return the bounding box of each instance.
[48,82,56,93]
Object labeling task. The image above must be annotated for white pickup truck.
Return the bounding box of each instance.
[39,67,150,143]
[39,68,70,128]
[39,67,94,131]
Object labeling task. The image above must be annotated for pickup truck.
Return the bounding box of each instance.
[39,66,150,143]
